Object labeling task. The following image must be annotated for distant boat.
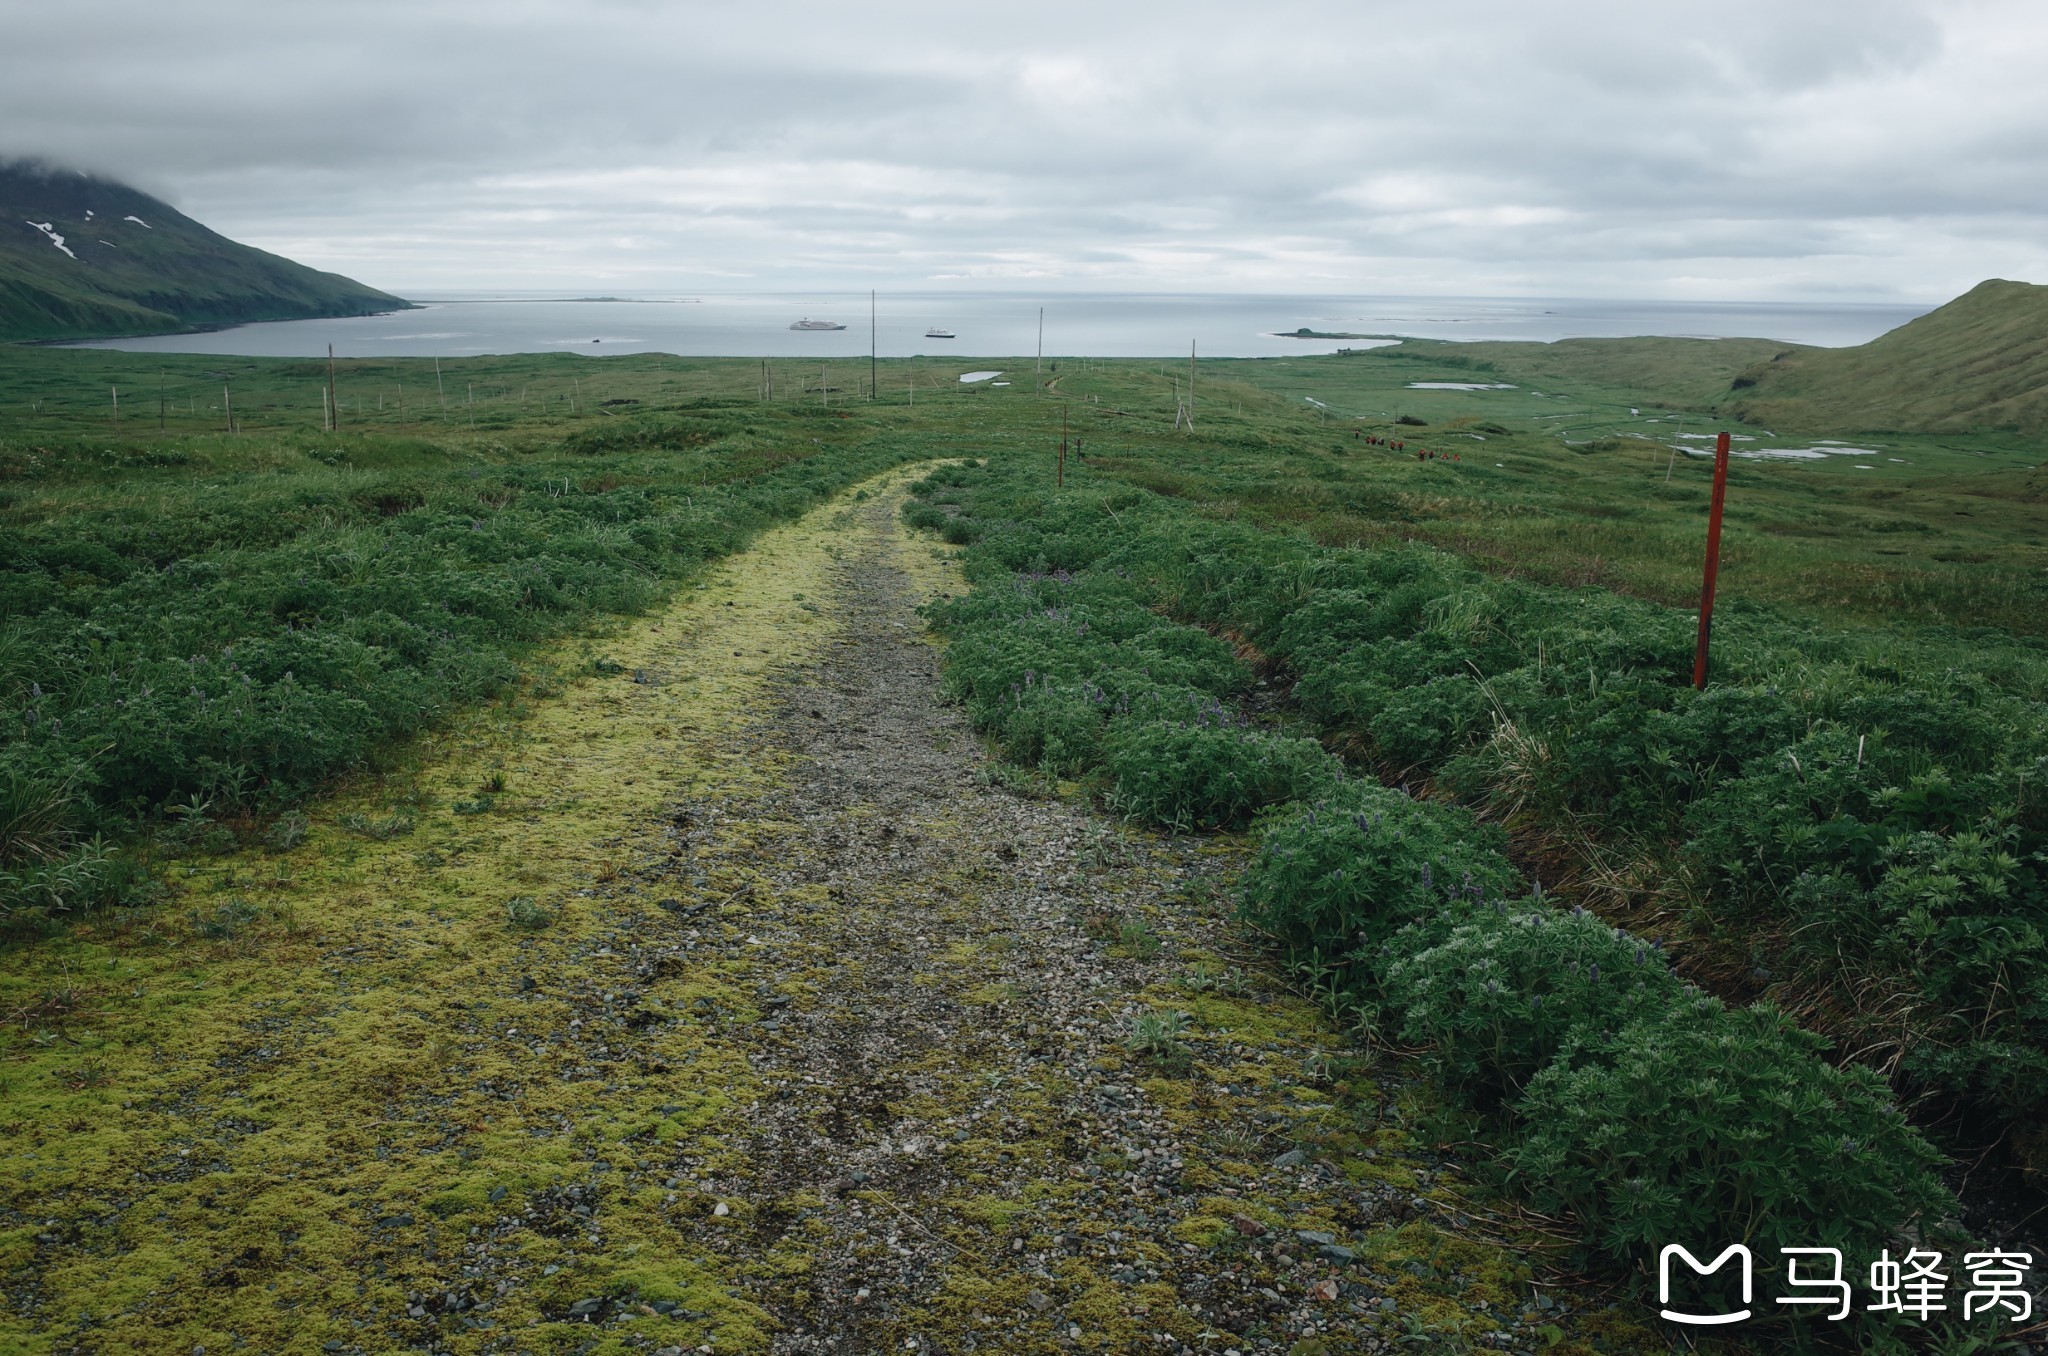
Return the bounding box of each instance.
[925,327,955,339]
[790,318,846,331]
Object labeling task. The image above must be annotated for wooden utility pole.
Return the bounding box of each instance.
[1692,431,1732,689]
[111,385,119,422]
[870,290,877,401]
[435,357,447,413]
[1035,307,1044,397]
[1188,340,1196,428]
[327,344,339,432]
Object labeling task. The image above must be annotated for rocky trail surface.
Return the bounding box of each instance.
[1,470,1644,1355]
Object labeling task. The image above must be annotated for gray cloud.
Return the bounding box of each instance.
[4,0,2043,299]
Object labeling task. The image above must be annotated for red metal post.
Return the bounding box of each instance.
[1692,431,1731,689]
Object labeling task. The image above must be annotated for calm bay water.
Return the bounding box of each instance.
[68,291,1932,360]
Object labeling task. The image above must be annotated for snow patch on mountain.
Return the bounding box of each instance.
[25,220,75,259]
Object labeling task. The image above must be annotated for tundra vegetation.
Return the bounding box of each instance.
[1,336,2042,1348]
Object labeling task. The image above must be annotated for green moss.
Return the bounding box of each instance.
[0,468,934,1354]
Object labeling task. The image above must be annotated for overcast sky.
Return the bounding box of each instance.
[5,0,2045,301]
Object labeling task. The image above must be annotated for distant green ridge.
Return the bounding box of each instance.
[1722,278,2048,435]
[0,158,409,341]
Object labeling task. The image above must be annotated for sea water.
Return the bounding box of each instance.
[67,290,1932,360]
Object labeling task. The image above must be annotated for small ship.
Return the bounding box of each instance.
[789,318,846,331]
[925,327,956,339]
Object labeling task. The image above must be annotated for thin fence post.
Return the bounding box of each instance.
[1692,431,1732,689]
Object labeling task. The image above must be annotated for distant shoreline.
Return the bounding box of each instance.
[45,294,1927,358]
[406,297,697,305]
[21,303,421,348]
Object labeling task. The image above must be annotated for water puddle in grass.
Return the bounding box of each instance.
[1678,443,1888,461]
[957,370,1002,383]
[1405,381,1517,390]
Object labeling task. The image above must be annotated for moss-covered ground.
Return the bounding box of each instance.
[0,469,913,1352]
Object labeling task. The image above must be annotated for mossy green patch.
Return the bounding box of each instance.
[0,466,936,1354]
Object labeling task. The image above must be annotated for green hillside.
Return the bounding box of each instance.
[1398,332,1809,406]
[0,158,408,341]
[1722,277,2048,434]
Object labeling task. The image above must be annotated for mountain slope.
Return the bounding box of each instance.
[1722,278,2048,435]
[0,159,408,341]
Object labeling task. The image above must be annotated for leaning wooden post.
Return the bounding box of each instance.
[327,344,340,432]
[1692,431,1732,689]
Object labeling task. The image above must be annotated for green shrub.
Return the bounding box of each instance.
[1381,904,1680,1102]
[1503,998,1954,1260]
[2,423,915,889]
[920,452,1963,1289]
[1104,722,1342,831]
[1237,783,1520,986]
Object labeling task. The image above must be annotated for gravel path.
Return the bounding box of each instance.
[645,492,1582,1354]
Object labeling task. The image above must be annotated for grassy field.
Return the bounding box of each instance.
[5,340,2042,635]
[5,334,2046,1344]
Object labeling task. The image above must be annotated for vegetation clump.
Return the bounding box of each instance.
[0,417,916,926]
[908,452,1973,1330]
